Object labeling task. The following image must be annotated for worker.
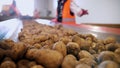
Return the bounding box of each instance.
[57,0,88,24]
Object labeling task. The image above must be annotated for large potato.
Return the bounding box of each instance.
[97,51,120,63]
[62,54,77,68]
[35,49,63,68]
[0,61,16,68]
[98,61,119,68]
[52,41,67,57]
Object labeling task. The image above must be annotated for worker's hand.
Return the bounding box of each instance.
[77,9,89,17]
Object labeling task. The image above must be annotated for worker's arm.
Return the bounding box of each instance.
[70,0,88,17]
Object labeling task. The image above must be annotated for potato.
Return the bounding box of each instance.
[92,42,105,53]
[72,35,82,46]
[78,58,97,67]
[52,41,67,57]
[75,64,91,68]
[0,61,16,68]
[115,48,120,55]
[104,37,116,44]
[78,50,95,60]
[17,59,30,68]
[67,42,80,57]
[59,36,72,44]
[62,54,77,68]
[31,65,44,68]
[33,43,42,49]
[28,61,37,68]
[97,51,119,63]
[105,43,118,51]
[35,49,63,68]
[5,42,27,60]
[98,61,119,68]
[26,49,39,60]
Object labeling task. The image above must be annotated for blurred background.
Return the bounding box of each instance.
[0,0,120,27]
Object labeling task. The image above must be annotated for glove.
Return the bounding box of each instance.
[70,1,88,17]
[77,9,89,17]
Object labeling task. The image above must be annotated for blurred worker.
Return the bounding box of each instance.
[33,9,40,19]
[57,0,88,24]
[9,0,21,16]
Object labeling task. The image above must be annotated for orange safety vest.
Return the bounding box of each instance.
[62,0,76,24]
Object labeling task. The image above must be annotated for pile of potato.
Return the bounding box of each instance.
[0,21,120,68]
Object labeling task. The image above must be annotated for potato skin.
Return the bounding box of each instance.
[98,61,119,68]
[35,49,63,68]
[78,50,95,60]
[31,65,44,68]
[75,64,91,68]
[52,41,67,57]
[78,58,97,67]
[0,61,16,68]
[62,54,77,68]
[66,42,80,57]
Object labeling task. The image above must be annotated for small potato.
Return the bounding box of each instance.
[78,58,97,67]
[28,61,37,68]
[31,65,44,68]
[72,35,82,46]
[33,43,42,49]
[115,48,120,55]
[97,51,117,63]
[105,43,118,51]
[0,61,16,68]
[98,61,119,68]
[17,59,30,68]
[62,54,77,68]
[52,41,67,57]
[35,49,63,68]
[75,64,91,68]
[67,42,80,57]
[104,37,116,44]
[26,49,39,60]
[59,36,71,45]
[78,50,95,60]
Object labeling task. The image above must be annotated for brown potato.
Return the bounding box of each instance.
[52,41,67,57]
[35,49,63,68]
[104,37,116,44]
[97,51,118,63]
[0,61,16,68]
[26,49,39,60]
[31,65,44,68]
[28,61,37,68]
[33,43,42,49]
[115,48,120,55]
[67,42,80,57]
[62,54,77,68]
[75,64,91,68]
[78,50,95,60]
[98,61,119,68]
[5,42,27,60]
[105,43,118,51]
[17,59,30,68]
[78,58,97,67]
[59,36,72,45]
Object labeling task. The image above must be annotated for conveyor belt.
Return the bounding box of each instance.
[63,24,120,43]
